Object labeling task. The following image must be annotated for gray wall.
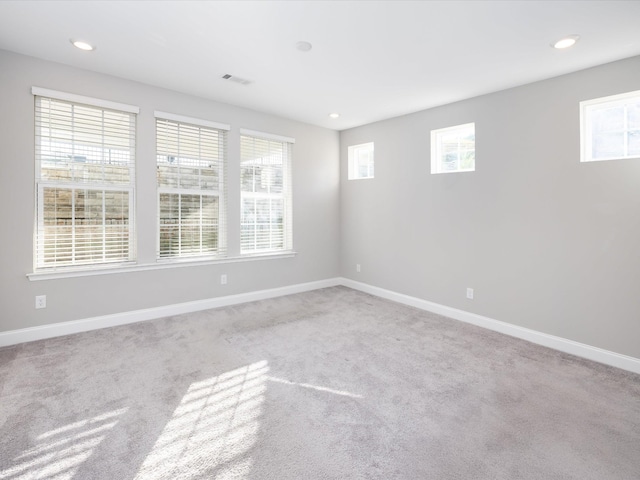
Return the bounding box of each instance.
[0,50,340,332]
[340,55,640,359]
[2,48,639,361]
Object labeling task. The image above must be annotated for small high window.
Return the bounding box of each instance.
[580,90,640,163]
[431,123,475,174]
[348,142,374,179]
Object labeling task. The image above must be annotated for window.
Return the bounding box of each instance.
[33,87,138,270]
[431,122,475,174]
[580,90,640,162]
[348,142,374,179]
[240,129,294,254]
[156,112,229,259]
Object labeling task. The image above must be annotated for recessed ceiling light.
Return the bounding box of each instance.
[551,35,580,49]
[71,39,95,51]
[296,41,312,52]
[329,113,340,119]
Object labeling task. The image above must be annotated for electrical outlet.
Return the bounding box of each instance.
[220,274,227,285]
[35,295,47,309]
[466,288,474,300]
[356,264,361,273]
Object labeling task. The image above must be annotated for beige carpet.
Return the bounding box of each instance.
[1,286,639,479]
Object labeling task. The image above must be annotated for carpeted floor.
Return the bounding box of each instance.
[0,286,639,479]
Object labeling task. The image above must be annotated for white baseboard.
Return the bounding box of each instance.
[0,278,341,348]
[2,276,639,375]
[339,277,640,375]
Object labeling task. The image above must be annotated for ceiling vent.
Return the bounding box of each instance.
[221,74,253,86]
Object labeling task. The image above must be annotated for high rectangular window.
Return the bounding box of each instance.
[431,122,475,174]
[240,130,294,255]
[156,112,229,259]
[580,90,640,162]
[33,88,138,270]
[348,142,374,179]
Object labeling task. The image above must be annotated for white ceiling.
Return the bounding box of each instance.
[1,1,639,131]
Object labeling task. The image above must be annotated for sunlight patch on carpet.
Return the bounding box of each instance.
[134,361,269,479]
[0,407,128,480]
[267,376,363,399]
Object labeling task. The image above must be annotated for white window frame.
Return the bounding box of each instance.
[580,90,640,163]
[430,122,475,174]
[240,129,294,256]
[348,142,375,180]
[32,87,139,271]
[155,112,230,261]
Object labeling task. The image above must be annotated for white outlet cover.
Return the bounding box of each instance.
[35,295,46,309]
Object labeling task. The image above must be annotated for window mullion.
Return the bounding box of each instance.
[102,189,106,263]
[178,193,182,256]
[199,194,203,254]
[623,104,629,157]
[71,187,76,265]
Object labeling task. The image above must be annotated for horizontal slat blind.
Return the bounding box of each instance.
[35,95,136,269]
[240,133,293,254]
[157,117,227,259]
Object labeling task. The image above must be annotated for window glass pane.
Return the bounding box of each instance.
[628,131,640,156]
[628,103,640,130]
[592,106,624,133]
[592,132,624,159]
[460,149,475,170]
[158,193,219,258]
[201,167,219,190]
[241,165,256,193]
[159,193,180,257]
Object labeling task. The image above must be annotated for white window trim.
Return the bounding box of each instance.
[154,111,230,131]
[580,89,640,163]
[31,86,139,113]
[430,122,476,174]
[240,128,295,144]
[240,130,294,255]
[33,91,138,271]
[348,142,375,180]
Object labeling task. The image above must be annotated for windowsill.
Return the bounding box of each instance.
[430,169,475,175]
[580,154,640,163]
[27,251,297,281]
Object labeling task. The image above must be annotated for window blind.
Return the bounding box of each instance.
[240,132,293,254]
[34,95,136,270]
[156,115,227,259]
